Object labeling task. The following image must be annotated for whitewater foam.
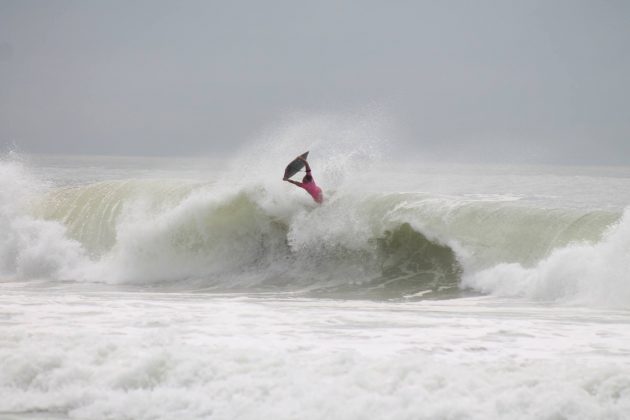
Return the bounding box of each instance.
[0,158,88,281]
[1,292,629,420]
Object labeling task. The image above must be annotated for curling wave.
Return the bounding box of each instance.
[32,182,465,298]
[1,157,628,305]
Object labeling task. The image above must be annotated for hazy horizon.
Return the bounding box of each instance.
[1,0,629,164]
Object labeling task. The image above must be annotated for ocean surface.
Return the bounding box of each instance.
[1,152,630,419]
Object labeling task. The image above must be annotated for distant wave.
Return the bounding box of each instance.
[2,157,628,306]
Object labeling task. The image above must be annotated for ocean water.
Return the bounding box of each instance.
[1,152,630,419]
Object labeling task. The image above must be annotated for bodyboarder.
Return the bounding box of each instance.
[283,156,323,204]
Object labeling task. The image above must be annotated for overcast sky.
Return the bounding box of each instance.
[1,0,629,164]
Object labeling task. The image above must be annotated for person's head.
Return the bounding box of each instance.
[302,173,313,183]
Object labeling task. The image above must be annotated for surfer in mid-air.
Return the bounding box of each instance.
[283,156,323,204]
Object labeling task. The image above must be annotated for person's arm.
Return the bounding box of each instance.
[298,156,312,173]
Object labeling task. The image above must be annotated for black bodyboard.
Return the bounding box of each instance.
[283,152,309,180]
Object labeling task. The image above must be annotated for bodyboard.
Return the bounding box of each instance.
[283,152,309,179]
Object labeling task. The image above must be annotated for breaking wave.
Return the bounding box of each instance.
[463,208,630,308]
[1,156,628,306]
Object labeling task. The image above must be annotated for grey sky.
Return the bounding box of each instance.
[1,0,629,164]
